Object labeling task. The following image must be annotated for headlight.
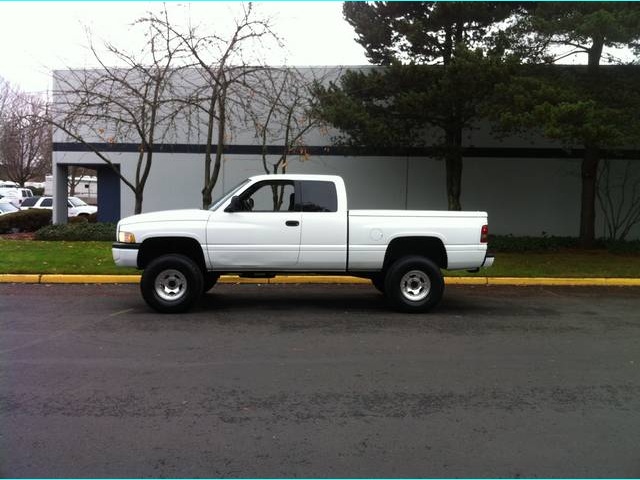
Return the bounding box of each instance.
[118,231,136,243]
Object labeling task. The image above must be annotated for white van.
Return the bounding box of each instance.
[0,186,21,207]
[0,185,33,207]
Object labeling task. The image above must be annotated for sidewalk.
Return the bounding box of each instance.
[1,274,639,286]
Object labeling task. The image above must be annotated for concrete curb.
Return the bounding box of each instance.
[1,274,639,287]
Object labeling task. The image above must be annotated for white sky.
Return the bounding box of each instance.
[1,2,635,95]
[0,1,370,94]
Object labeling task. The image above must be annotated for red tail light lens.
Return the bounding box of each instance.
[481,225,488,243]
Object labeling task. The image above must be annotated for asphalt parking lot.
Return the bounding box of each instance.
[1,283,639,477]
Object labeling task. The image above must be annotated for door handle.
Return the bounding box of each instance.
[285,220,300,227]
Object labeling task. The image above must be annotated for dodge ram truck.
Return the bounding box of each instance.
[112,174,494,313]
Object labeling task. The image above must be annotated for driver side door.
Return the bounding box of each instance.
[208,180,302,270]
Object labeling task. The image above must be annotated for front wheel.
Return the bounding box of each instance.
[140,254,203,313]
[384,256,444,313]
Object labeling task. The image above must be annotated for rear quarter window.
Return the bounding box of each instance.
[301,181,337,212]
[21,197,38,207]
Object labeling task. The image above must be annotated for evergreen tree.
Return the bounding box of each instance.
[317,2,518,210]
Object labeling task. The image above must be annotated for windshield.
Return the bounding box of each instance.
[209,179,250,211]
[0,202,18,213]
[68,197,87,207]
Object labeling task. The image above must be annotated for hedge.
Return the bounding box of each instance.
[35,222,117,241]
[0,209,52,233]
[489,235,640,254]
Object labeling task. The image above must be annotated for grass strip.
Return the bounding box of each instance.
[0,240,137,275]
[1,239,639,278]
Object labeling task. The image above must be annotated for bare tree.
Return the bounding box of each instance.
[0,86,51,186]
[0,77,11,120]
[244,67,332,210]
[68,166,94,196]
[50,6,185,214]
[145,3,279,208]
[597,159,640,241]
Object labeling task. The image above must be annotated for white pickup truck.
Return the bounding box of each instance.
[113,174,493,313]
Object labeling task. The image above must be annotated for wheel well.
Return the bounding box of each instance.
[137,237,206,271]
[383,236,448,270]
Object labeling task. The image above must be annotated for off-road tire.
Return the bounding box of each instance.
[140,254,203,313]
[384,255,444,313]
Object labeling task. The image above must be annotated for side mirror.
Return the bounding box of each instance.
[225,195,242,212]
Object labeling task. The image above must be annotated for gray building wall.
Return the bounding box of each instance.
[53,149,638,239]
[52,67,640,239]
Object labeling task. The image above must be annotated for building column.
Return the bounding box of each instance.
[52,164,68,224]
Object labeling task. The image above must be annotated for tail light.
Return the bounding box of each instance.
[480,225,488,243]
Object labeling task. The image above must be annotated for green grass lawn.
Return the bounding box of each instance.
[1,239,639,277]
[0,240,137,275]
[447,251,640,278]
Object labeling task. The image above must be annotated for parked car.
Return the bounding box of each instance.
[0,198,20,216]
[20,196,98,217]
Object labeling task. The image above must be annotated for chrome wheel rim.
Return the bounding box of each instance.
[400,270,430,302]
[154,269,187,302]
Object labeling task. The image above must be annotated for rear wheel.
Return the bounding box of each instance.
[384,256,444,313]
[141,254,203,313]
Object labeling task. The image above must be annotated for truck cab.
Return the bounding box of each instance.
[206,175,348,271]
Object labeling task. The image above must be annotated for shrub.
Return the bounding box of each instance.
[604,239,640,254]
[0,209,52,233]
[490,234,640,254]
[68,215,89,224]
[35,222,117,241]
[488,235,580,252]
[68,213,97,224]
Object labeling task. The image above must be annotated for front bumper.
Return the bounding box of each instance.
[112,242,140,268]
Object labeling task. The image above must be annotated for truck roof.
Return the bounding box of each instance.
[248,174,344,183]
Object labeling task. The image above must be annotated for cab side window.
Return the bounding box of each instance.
[240,181,297,212]
[300,181,337,212]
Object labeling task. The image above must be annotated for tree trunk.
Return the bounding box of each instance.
[578,37,605,247]
[202,92,226,209]
[202,92,217,209]
[134,191,143,215]
[579,144,599,247]
[444,127,463,211]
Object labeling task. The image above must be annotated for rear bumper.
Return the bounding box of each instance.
[112,242,140,268]
[482,253,495,268]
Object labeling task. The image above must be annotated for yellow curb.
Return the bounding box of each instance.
[487,277,613,286]
[219,276,268,284]
[0,274,639,287]
[604,278,640,286]
[269,275,370,284]
[40,274,141,284]
[0,274,41,283]
[445,277,488,285]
